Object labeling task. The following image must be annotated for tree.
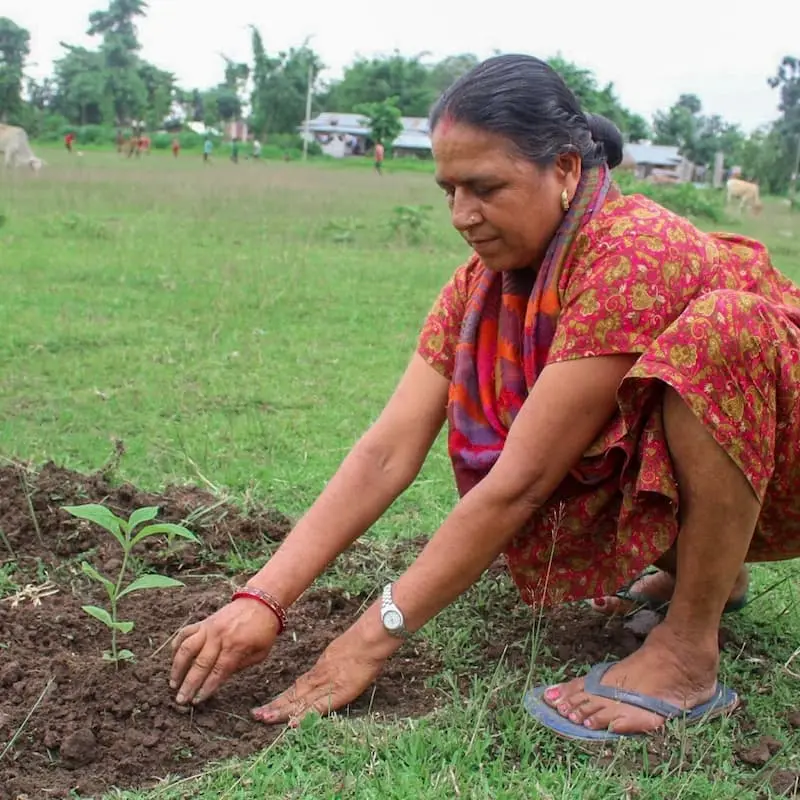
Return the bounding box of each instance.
[138,61,174,128]
[221,55,249,96]
[325,52,436,116]
[547,55,650,142]
[201,86,240,127]
[739,126,794,194]
[354,97,403,146]
[249,25,276,134]
[654,94,746,169]
[768,55,800,194]
[53,44,107,124]
[27,77,56,112]
[87,0,149,124]
[0,17,31,123]
[248,29,325,135]
[427,54,479,95]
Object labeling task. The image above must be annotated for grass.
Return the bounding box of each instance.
[1,150,800,799]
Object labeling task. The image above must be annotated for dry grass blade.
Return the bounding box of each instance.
[0,581,59,608]
[0,677,54,761]
[784,644,800,678]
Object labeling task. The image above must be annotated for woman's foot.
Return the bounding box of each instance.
[591,566,749,616]
[543,623,721,735]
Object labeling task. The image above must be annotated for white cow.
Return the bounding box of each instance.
[0,124,44,172]
[726,178,763,215]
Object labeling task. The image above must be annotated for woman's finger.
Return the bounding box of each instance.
[169,624,205,690]
[175,638,222,704]
[192,648,250,704]
[170,622,201,655]
[253,672,326,723]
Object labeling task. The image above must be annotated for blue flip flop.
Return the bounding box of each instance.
[523,662,740,742]
[590,569,749,615]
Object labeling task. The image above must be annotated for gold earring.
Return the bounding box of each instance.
[561,189,570,212]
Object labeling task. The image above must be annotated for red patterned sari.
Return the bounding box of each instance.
[418,165,800,606]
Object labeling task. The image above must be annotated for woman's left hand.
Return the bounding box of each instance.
[252,620,400,725]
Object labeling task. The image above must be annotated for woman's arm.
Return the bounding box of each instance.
[254,353,638,723]
[386,353,638,632]
[246,353,450,608]
[170,354,450,705]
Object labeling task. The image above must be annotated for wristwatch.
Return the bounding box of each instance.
[380,583,408,638]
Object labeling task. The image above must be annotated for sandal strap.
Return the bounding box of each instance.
[583,662,689,719]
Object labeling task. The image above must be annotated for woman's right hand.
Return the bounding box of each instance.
[169,598,281,705]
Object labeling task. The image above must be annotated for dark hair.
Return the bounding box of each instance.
[430,54,624,170]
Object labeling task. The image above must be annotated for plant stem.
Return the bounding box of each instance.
[110,536,132,667]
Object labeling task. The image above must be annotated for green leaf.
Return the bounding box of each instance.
[131,523,199,547]
[110,620,134,633]
[118,574,184,599]
[117,649,135,661]
[127,506,159,533]
[81,561,115,599]
[63,504,126,548]
[82,604,114,628]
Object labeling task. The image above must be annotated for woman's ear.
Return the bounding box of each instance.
[554,152,582,199]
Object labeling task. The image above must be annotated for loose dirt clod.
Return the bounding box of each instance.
[60,729,97,767]
[737,735,784,766]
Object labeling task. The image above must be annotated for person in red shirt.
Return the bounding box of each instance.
[64,132,75,154]
[374,141,385,175]
[171,137,180,158]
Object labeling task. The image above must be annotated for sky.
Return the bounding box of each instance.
[5,0,798,133]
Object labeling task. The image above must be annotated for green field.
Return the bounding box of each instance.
[1,150,799,799]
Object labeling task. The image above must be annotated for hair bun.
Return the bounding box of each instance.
[585,113,624,169]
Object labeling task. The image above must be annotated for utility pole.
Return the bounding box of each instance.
[790,133,800,203]
[302,63,314,161]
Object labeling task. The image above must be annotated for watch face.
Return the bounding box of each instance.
[383,610,403,631]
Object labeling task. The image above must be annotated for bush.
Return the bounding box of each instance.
[261,133,322,157]
[151,133,172,150]
[178,131,206,150]
[37,114,72,142]
[75,125,117,146]
[615,172,726,222]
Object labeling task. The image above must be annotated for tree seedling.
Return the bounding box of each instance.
[62,503,199,665]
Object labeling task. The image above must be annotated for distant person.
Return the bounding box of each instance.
[171,137,180,158]
[203,137,212,164]
[64,132,75,154]
[374,141,385,175]
[138,135,151,156]
[252,139,262,160]
[231,137,240,164]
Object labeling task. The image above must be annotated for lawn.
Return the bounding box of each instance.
[0,149,798,799]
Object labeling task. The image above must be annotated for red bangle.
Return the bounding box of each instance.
[231,587,287,635]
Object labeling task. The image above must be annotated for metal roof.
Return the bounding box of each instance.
[623,143,683,166]
[305,111,430,136]
[392,131,432,150]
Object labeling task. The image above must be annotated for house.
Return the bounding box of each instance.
[620,143,694,182]
[225,120,248,141]
[300,112,432,158]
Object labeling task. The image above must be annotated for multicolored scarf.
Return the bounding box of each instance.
[448,164,616,496]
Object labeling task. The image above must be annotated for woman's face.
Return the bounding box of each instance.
[432,121,581,271]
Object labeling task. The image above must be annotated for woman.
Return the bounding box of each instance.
[170,55,800,741]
